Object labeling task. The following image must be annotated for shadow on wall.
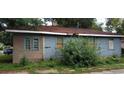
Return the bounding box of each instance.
[121,48,124,55]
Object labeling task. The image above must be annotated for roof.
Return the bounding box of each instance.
[6,26,124,37]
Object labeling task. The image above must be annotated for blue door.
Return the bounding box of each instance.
[44,36,56,59]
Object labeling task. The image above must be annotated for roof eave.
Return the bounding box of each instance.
[6,29,67,35]
[79,34,124,38]
[6,29,124,38]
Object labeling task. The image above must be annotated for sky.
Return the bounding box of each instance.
[96,18,107,31]
[96,18,106,27]
[96,18,117,33]
[96,18,106,25]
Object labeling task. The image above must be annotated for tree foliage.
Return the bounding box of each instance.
[0,18,43,27]
[0,32,13,46]
[53,18,95,28]
[61,38,98,67]
[44,18,103,31]
[0,18,43,46]
[44,18,95,28]
[91,19,103,31]
[118,20,124,34]
[105,18,124,34]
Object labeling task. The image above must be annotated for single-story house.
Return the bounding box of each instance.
[6,26,124,63]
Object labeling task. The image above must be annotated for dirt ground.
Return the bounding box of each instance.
[0,69,124,74]
[89,69,124,74]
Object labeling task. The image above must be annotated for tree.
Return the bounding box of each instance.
[116,20,124,34]
[0,18,43,46]
[0,18,43,27]
[44,18,95,28]
[44,18,103,31]
[58,18,94,28]
[91,19,103,31]
[92,23,103,31]
[0,32,13,46]
[105,18,123,33]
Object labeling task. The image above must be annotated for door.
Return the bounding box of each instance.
[44,36,56,59]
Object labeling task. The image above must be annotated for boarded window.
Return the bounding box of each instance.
[56,37,63,48]
[33,37,39,51]
[89,37,96,47]
[109,39,114,49]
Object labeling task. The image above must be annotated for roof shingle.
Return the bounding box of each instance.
[8,26,117,35]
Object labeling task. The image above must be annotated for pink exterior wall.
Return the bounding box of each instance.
[13,34,43,63]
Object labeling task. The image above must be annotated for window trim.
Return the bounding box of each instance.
[24,36,31,51]
[32,36,39,51]
[24,36,39,51]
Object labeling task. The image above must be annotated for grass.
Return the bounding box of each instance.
[0,55,124,73]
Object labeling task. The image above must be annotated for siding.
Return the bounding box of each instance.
[44,35,57,59]
[64,37,121,56]
[44,36,121,59]
[96,37,121,56]
[13,33,43,63]
[13,34,122,63]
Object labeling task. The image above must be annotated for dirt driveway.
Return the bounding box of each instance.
[1,69,124,74]
[90,69,124,74]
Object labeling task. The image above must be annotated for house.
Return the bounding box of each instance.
[6,26,124,63]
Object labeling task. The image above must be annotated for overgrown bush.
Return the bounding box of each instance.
[0,55,12,63]
[105,55,120,64]
[20,57,29,66]
[61,38,98,67]
[97,55,120,65]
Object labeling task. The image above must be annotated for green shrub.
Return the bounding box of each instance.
[97,56,120,65]
[105,56,120,64]
[0,55,12,63]
[20,57,29,66]
[97,57,107,65]
[61,38,98,67]
[0,47,3,50]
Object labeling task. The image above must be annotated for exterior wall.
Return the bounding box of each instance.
[43,35,62,59]
[96,37,121,56]
[43,36,122,59]
[44,35,57,59]
[13,34,122,63]
[121,38,124,49]
[13,33,43,63]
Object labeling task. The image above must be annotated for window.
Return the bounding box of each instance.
[90,37,96,47]
[56,37,63,48]
[109,39,114,49]
[33,37,39,51]
[25,37,31,50]
[24,36,39,51]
